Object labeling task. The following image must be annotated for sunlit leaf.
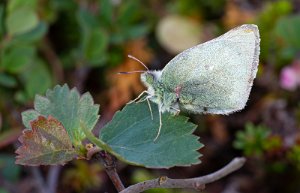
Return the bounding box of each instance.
[15,116,76,166]
[12,22,48,43]
[6,7,39,36]
[156,15,202,54]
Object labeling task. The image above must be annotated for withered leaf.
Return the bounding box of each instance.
[16,116,76,166]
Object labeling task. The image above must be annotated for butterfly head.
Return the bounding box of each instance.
[141,71,179,114]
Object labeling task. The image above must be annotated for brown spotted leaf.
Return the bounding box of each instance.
[16,116,76,166]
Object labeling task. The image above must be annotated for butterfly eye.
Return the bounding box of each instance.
[141,73,155,85]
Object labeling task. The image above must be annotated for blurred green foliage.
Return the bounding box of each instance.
[169,0,226,19]
[131,169,170,193]
[62,160,102,192]
[257,0,292,64]
[288,145,300,170]
[0,154,21,182]
[234,123,272,157]
[0,189,9,193]
[0,0,151,103]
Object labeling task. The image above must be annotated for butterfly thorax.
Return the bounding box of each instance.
[141,71,179,114]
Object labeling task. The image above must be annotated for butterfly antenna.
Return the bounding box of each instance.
[117,70,146,74]
[128,54,149,70]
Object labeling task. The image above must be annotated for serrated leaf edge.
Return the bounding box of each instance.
[98,103,204,168]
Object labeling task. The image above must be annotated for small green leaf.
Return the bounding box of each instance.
[125,24,149,39]
[77,8,108,66]
[77,8,98,31]
[20,59,52,98]
[22,84,100,147]
[233,123,270,157]
[275,15,300,49]
[99,102,203,168]
[117,1,140,25]
[2,46,35,73]
[6,7,39,36]
[83,29,108,65]
[15,116,76,166]
[21,110,40,129]
[12,22,48,43]
[98,0,114,26]
[0,73,17,88]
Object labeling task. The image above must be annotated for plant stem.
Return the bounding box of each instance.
[93,151,125,192]
[31,168,48,193]
[120,157,246,193]
[80,123,112,152]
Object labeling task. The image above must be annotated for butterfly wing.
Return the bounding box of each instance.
[160,24,260,114]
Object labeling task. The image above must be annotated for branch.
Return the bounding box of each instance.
[31,166,61,193]
[120,157,246,193]
[47,166,62,193]
[91,150,125,192]
[31,168,48,193]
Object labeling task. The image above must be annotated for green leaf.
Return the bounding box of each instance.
[6,7,39,36]
[77,9,108,66]
[233,123,270,157]
[117,1,141,25]
[98,0,113,26]
[0,73,17,88]
[77,8,98,31]
[83,29,108,65]
[20,59,52,98]
[22,84,100,147]
[7,0,37,13]
[12,22,48,43]
[99,102,203,168]
[21,110,40,129]
[275,15,300,49]
[257,0,292,61]
[15,116,76,166]
[125,24,149,39]
[2,46,35,73]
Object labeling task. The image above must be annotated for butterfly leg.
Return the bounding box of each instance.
[129,90,154,120]
[127,90,149,104]
[170,106,180,115]
[153,105,163,142]
[146,98,154,120]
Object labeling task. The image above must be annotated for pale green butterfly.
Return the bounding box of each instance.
[124,24,260,141]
